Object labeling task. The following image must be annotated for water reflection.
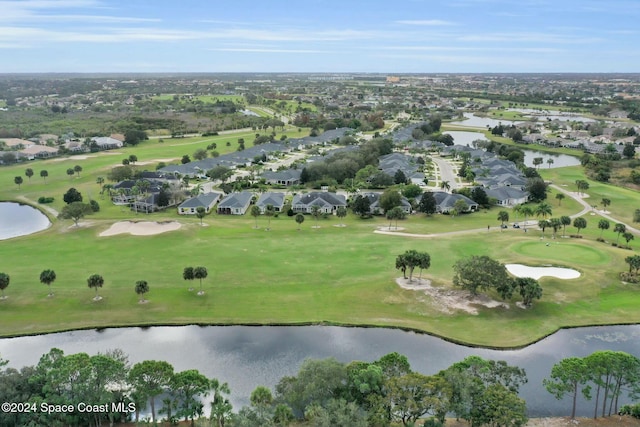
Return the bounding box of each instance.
[0,202,50,240]
[0,325,638,416]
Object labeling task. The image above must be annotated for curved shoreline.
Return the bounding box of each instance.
[2,320,639,351]
[0,198,53,240]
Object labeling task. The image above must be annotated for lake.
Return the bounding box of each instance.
[0,202,50,240]
[443,131,581,168]
[450,112,519,128]
[522,149,581,168]
[0,324,638,417]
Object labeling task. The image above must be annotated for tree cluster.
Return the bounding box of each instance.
[452,255,542,307]
[544,351,640,420]
[300,138,393,186]
[0,348,227,427]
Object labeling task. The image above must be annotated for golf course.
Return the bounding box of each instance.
[1,133,639,348]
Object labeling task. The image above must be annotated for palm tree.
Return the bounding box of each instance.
[560,215,571,237]
[521,206,534,229]
[547,158,554,168]
[549,218,562,238]
[534,202,552,220]
[601,198,611,211]
[295,213,304,231]
[513,204,523,224]
[598,219,610,239]
[193,266,208,295]
[135,280,149,303]
[573,217,587,236]
[130,186,140,213]
[623,232,635,248]
[614,223,627,245]
[87,274,104,301]
[440,180,451,192]
[96,176,105,187]
[183,266,195,291]
[497,211,509,228]
[538,219,551,237]
[40,269,56,297]
[555,193,565,206]
[40,170,48,183]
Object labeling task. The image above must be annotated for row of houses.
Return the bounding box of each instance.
[178,191,349,216]
[160,128,352,178]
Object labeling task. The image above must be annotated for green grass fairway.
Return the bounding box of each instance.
[0,208,637,348]
[509,240,610,266]
[2,141,640,347]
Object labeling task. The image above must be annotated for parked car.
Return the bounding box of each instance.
[513,223,520,229]
[501,224,508,229]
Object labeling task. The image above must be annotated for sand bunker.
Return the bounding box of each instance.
[100,221,181,237]
[396,277,508,315]
[506,264,580,280]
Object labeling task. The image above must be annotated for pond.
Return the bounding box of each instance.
[0,325,638,417]
[0,202,50,240]
[521,149,581,168]
[443,130,489,146]
[450,112,519,129]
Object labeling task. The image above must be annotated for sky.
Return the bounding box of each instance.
[1,0,639,73]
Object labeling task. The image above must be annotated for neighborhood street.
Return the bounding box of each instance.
[432,157,460,190]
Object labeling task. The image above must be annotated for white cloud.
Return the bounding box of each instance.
[209,48,330,54]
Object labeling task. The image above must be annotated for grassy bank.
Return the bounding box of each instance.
[0,206,637,347]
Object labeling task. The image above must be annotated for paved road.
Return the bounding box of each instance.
[432,157,460,190]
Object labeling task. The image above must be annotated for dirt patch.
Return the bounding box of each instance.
[99,221,182,236]
[396,277,508,315]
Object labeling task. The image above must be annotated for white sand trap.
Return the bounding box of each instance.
[506,264,580,280]
[100,221,181,237]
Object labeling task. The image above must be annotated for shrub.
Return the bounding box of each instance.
[37,196,54,204]
[423,419,444,427]
[620,403,640,418]
[569,234,584,239]
[89,200,100,212]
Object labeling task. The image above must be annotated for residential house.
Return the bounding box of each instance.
[261,169,301,186]
[178,192,223,215]
[485,187,529,207]
[432,191,479,214]
[255,192,286,213]
[20,144,59,159]
[92,136,123,150]
[361,192,412,215]
[217,191,253,215]
[292,192,347,214]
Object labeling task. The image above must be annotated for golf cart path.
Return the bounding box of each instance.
[375,185,639,239]
[551,184,640,234]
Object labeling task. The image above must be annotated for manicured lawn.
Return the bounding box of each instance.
[540,166,640,225]
[2,145,640,347]
[0,204,637,347]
